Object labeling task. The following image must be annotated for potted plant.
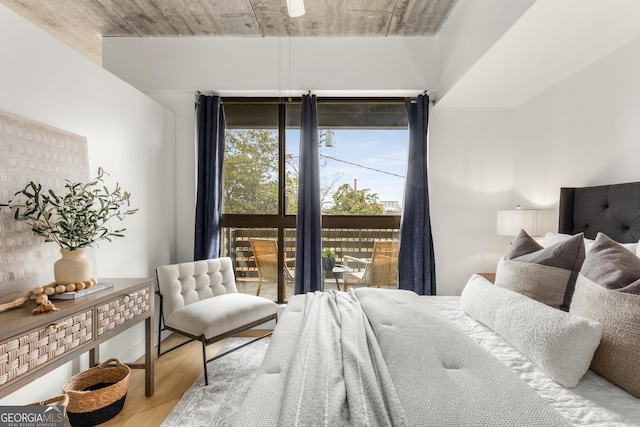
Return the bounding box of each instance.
[321,249,337,272]
[1,167,137,285]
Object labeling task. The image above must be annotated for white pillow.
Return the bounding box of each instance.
[542,232,638,254]
[461,274,602,388]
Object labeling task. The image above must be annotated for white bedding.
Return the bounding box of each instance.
[239,289,576,426]
[423,296,640,427]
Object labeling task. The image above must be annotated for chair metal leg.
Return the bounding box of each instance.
[156,290,163,358]
[201,324,274,387]
[201,336,209,386]
[157,323,162,358]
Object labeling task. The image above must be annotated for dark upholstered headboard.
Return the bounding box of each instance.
[559,182,640,243]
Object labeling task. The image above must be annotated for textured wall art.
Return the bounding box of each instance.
[0,110,89,301]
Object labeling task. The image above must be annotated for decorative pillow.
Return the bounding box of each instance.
[570,232,640,397]
[543,231,638,255]
[461,274,602,388]
[495,229,585,310]
[543,232,596,253]
[578,232,640,295]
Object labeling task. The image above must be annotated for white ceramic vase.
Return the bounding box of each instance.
[53,248,92,285]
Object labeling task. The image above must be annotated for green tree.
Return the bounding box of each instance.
[224,129,279,214]
[324,183,383,215]
[224,130,379,216]
[285,172,298,214]
[224,129,298,214]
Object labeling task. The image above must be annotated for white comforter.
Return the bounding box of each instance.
[423,296,640,427]
[237,289,577,426]
[277,288,407,426]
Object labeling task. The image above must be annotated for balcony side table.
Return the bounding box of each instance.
[325,265,351,291]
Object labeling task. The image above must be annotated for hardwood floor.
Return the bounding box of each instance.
[103,330,265,427]
[84,285,394,426]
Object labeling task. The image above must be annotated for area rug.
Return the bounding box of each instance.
[160,337,270,427]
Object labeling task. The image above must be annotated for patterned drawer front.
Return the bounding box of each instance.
[96,285,150,336]
[0,310,93,386]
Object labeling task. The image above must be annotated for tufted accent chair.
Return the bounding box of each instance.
[156,257,276,385]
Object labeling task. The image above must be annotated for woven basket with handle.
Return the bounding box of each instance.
[28,394,69,408]
[62,358,130,427]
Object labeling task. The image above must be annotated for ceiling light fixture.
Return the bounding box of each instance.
[286,0,305,17]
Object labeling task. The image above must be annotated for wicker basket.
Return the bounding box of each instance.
[62,358,130,427]
[28,394,69,408]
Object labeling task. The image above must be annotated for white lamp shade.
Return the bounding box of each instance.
[286,0,305,17]
[497,209,543,237]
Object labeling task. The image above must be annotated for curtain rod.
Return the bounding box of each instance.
[215,97,417,105]
[196,92,433,105]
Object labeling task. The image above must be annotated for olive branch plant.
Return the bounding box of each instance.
[1,167,138,250]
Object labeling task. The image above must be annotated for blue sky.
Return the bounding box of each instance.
[287,129,408,206]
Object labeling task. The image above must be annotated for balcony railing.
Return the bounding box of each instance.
[221,227,399,300]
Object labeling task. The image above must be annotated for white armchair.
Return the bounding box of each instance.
[156,257,276,385]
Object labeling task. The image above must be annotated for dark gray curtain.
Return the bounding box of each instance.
[194,94,225,261]
[294,94,323,294]
[398,94,436,295]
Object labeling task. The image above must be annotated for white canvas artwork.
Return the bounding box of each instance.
[0,110,89,300]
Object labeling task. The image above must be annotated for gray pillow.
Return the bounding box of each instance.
[495,229,585,310]
[570,232,640,397]
[579,232,640,294]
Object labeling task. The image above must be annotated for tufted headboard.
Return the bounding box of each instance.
[558,181,640,243]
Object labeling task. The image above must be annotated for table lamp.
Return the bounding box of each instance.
[497,205,543,237]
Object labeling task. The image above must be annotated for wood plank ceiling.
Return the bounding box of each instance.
[0,0,457,64]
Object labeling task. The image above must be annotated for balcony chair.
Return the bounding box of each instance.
[156,257,276,385]
[249,238,295,298]
[343,240,400,291]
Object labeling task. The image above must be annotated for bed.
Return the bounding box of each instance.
[236,182,640,426]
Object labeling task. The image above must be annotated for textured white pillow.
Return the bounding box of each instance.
[461,274,602,388]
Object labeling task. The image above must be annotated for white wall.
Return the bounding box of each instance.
[432,12,640,295]
[104,35,438,262]
[98,27,535,297]
[433,0,640,294]
[103,36,438,96]
[0,4,176,404]
[513,35,640,215]
[437,0,535,102]
[99,3,640,299]
[438,0,640,108]
[429,107,515,295]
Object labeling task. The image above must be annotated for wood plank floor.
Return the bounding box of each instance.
[102,330,265,427]
[91,284,393,426]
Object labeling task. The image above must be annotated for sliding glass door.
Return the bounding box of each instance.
[221,98,407,303]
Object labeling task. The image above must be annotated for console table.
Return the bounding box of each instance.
[0,278,154,399]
